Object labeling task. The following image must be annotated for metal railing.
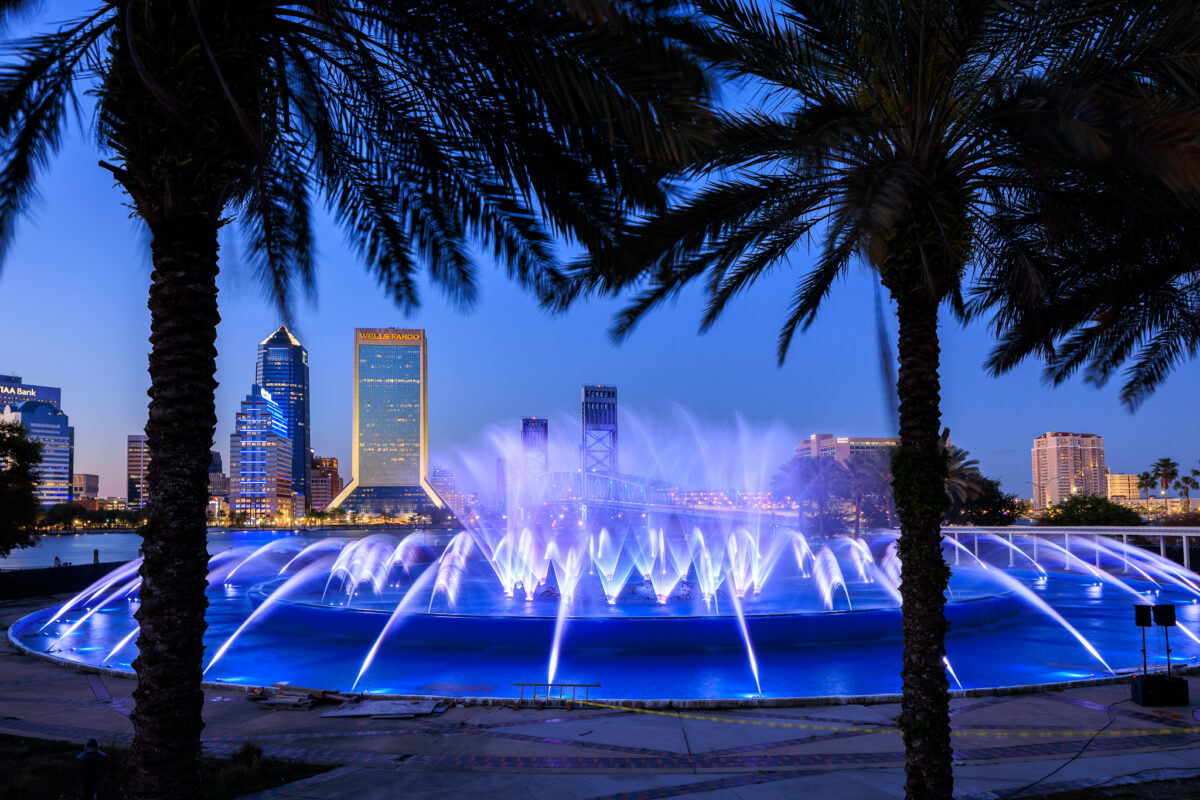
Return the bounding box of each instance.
[511,681,600,707]
[940,526,1200,570]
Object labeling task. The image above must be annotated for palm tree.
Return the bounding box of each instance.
[1153,458,1180,514]
[0,4,708,797]
[942,435,984,507]
[555,3,1200,797]
[771,455,847,537]
[1138,472,1156,509]
[1174,476,1197,512]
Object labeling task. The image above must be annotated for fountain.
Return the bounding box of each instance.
[13,521,1200,700]
[10,412,1200,700]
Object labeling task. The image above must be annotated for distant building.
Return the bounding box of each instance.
[127,435,150,510]
[794,434,899,464]
[72,473,99,501]
[1,400,73,506]
[581,385,618,475]
[0,374,61,409]
[309,456,343,512]
[1031,431,1107,510]
[209,451,223,474]
[430,466,467,519]
[256,325,311,508]
[329,328,441,516]
[208,472,230,500]
[229,385,293,520]
[1106,472,1141,503]
[521,417,549,481]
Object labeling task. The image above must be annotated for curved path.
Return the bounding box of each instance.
[4,597,1200,799]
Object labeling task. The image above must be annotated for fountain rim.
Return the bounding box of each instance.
[7,610,1180,709]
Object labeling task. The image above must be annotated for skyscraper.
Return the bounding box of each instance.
[1031,431,1107,509]
[1,400,73,506]
[256,325,311,508]
[581,385,618,475]
[0,374,61,409]
[521,417,549,481]
[329,328,441,516]
[127,434,150,510]
[310,456,343,512]
[229,385,293,520]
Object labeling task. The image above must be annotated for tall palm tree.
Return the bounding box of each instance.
[555,3,1200,796]
[942,435,984,507]
[1174,475,1197,512]
[1152,458,1180,513]
[1138,471,1156,508]
[0,4,708,797]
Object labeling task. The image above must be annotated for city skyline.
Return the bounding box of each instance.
[5,131,1200,500]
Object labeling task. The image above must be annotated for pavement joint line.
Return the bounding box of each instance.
[572,700,1200,739]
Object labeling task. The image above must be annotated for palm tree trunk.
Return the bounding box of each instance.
[890,291,952,800]
[128,218,220,800]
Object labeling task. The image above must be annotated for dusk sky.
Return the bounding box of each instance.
[3,10,1200,502]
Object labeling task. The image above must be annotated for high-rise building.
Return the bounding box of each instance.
[521,417,549,482]
[310,456,343,512]
[256,325,311,508]
[794,434,900,464]
[329,328,441,516]
[72,473,99,500]
[127,434,150,510]
[1031,431,1107,509]
[581,385,618,475]
[229,385,293,520]
[1,400,73,506]
[430,466,467,519]
[208,472,230,500]
[0,374,61,409]
[1106,472,1141,503]
[209,450,223,474]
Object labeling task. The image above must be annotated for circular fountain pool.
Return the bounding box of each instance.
[11,527,1200,700]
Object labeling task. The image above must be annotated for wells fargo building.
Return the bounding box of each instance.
[328,328,442,516]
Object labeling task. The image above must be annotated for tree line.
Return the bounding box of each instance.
[770,440,1023,537]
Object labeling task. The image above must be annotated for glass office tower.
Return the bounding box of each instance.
[229,385,293,520]
[329,328,441,516]
[256,325,311,509]
[1,400,73,506]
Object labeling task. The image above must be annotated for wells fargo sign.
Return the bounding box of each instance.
[359,331,422,342]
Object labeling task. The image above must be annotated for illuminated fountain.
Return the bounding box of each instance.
[11,412,1200,699]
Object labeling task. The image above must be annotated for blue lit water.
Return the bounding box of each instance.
[11,528,1200,699]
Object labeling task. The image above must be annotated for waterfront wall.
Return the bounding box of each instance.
[0,561,125,601]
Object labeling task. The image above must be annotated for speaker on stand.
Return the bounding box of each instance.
[1130,604,1189,706]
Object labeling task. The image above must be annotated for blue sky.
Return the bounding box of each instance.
[2,8,1198,501]
[3,124,1197,501]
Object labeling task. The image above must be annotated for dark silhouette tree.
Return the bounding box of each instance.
[556,3,1200,796]
[0,419,42,556]
[1152,458,1180,513]
[1138,472,1156,508]
[1040,494,1142,527]
[771,455,847,537]
[0,4,709,797]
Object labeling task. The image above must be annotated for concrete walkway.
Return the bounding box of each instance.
[4,596,1200,799]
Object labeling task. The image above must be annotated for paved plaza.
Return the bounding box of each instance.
[5,596,1200,799]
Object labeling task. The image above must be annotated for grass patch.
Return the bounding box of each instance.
[0,734,331,800]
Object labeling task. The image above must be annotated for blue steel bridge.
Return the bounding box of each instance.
[506,470,792,530]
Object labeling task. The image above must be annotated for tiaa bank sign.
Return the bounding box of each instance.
[0,378,61,408]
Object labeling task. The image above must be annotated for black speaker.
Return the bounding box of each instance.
[1135,605,1153,627]
[1154,604,1177,627]
[1131,674,1189,706]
